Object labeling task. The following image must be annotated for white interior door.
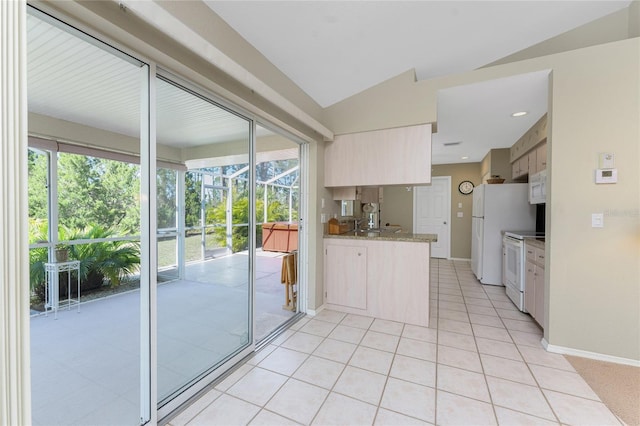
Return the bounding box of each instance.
[413,176,451,258]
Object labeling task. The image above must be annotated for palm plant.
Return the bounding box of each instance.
[64,225,140,291]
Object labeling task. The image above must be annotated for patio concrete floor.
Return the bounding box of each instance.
[30,251,296,426]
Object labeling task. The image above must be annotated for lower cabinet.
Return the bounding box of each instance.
[324,244,367,310]
[524,241,545,328]
[323,237,431,326]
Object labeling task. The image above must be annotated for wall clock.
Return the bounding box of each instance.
[458,180,474,195]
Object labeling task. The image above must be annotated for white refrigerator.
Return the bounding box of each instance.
[471,184,535,285]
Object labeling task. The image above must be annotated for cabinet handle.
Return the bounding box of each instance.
[358,253,362,256]
[538,255,544,259]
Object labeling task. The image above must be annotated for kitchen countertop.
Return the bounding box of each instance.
[324,231,437,243]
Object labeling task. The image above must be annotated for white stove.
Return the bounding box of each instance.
[502,230,543,311]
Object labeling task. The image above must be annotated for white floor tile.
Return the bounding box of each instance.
[518,346,575,371]
[530,364,600,400]
[313,338,357,363]
[380,377,436,423]
[438,301,468,313]
[300,319,337,337]
[437,364,490,402]
[480,353,536,385]
[437,345,483,373]
[168,389,222,425]
[313,309,347,324]
[543,389,620,426]
[280,331,324,353]
[293,355,345,390]
[464,297,495,308]
[227,367,287,406]
[360,330,401,352]
[436,391,497,426]
[265,379,328,425]
[510,330,544,347]
[468,313,504,328]
[369,318,405,336]
[349,346,394,375]
[188,394,260,426]
[502,318,543,334]
[214,363,254,391]
[340,314,374,329]
[472,324,512,343]
[312,393,377,426]
[396,337,437,362]
[249,409,300,425]
[328,324,366,344]
[475,337,522,361]
[466,304,498,316]
[438,309,470,322]
[494,407,559,425]
[486,376,555,420]
[258,347,308,376]
[403,324,438,343]
[437,330,477,352]
[374,408,430,425]
[438,319,473,335]
[390,355,436,387]
[333,366,387,405]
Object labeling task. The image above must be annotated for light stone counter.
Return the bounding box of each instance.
[324,232,437,243]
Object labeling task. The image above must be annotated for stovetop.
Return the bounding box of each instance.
[503,231,545,240]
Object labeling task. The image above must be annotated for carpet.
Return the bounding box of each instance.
[566,355,640,426]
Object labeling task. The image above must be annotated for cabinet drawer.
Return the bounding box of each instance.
[535,247,545,265]
[525,246,536,263]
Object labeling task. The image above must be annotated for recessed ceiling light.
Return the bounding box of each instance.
[511,111,528,117]
[461,156,469,160]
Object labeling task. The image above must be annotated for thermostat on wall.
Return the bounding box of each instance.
[595,168,618,184]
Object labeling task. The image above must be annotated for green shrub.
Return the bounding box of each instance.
[28,221,140,303]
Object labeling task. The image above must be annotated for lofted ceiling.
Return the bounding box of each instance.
[206,0,630,164]
[206,1,630,108]
[27,2,632,165]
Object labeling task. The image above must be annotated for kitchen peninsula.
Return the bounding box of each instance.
[323,232,437,327]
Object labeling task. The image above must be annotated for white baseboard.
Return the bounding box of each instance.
[449,257,471,261]
[306,305,324,317]
[542,338,640,367]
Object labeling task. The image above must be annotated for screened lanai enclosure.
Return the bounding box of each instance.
[27,7,305,425]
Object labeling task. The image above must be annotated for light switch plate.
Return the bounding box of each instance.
[591,213,604,228]
[457,212,463,218]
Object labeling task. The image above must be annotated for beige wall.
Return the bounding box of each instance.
[380,163,482,259]
[323,39,640,361]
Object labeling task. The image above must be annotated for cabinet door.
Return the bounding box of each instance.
[325,244,367,309]
[519,157,529,177]
[528,150,537,175]
[512,162,520,180]
[332,187,357,200]
[536,143,547,171]
[524,260,536,315]
[325,124,431,187]
[534,265,545,327]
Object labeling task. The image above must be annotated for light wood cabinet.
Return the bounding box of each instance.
[536,143,547,172]
[324,244,367,310]
[323,237,430,326]
[332,186,357,200]
[524,240,545,328]
[324,124,432,187]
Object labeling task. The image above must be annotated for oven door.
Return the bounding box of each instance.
[503,236,522,290]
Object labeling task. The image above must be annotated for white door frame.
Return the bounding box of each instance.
[413,176,451,259]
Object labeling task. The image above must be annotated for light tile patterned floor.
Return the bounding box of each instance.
[168,259,622,426]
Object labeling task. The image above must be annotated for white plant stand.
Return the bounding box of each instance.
[44,260,81,319]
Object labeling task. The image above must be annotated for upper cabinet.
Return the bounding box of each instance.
[511,114,548,180]
[324,124,432,187]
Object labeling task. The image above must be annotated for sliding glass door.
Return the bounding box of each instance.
[155,78,254,407]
